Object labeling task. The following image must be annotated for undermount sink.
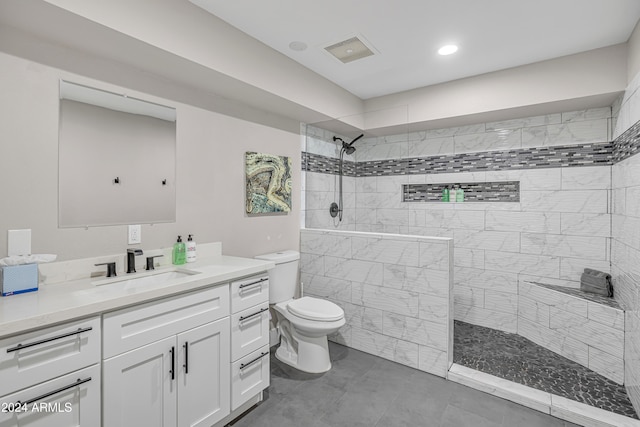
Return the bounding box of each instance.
[93,268,200,287]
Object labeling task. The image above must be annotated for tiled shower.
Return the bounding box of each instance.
[299,72,640,421]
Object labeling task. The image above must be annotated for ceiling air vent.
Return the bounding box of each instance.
[324,36,375,64]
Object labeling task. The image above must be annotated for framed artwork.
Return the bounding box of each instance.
[245,152,292,214]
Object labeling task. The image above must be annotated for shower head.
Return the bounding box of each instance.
[333,133,364,156]
[344,145,356,155]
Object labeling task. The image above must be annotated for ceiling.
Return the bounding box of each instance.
[190,0,640,100]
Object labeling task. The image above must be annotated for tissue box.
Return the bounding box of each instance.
[1,263,38,296]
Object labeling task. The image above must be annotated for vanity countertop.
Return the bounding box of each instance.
[0,255,274,338]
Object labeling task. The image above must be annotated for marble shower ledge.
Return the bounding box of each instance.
[528,281,621,309]
[402,181,520,203]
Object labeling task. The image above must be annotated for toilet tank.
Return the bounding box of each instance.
[255,250,300,304]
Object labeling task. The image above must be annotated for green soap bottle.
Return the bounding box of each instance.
[441,186,450,202]
[172,235,186,265]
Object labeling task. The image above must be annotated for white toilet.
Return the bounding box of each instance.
[255,250,345,374]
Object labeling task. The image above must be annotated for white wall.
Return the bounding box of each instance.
[0,51,301,260]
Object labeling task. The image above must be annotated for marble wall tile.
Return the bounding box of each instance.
[519,281,587,316]
[301,273,352,303]
[613,151,640,189]
[626,186,640,218]
[305,171,336,192]
[418,241,451,270]
[357,192,402,209]
[418,346,448,377]
[356,176,377,193]
[518,317,589,367]
[425,171,488,184]
[560,213,610,237]
[300,254,324,276]
[427,123,486,138]
[521,119,608,148]
[561,166,611,190]
[612,215,640,251]
[518,295,550,326]
[418,294,449,324]
[454,129,522,154]
[454,229,521,252]
[454,285,484,308]
[407,136,455,157]
[352,282,420,317]
[485,251,560,277]
[454,304,517,333]
[343,302,384,334]
[382,264,449,296]
[559,258,611,282]
[489,168,562,191]
[549,308,624,358]
[425,210,486,230]
[355,207,377,225]
[382,312,448,348]
[520,190,609,213]
[520,233,607,260]
[587,302,624,331]
[325,256,383,285]
[453,248,485,269]
[376,175,408,192]
[485,211,561,233]
[454,267,518,293]
[355,141,407,162]
[484,290,518,315]
[485,113,561,131]
[612,188,626,215]
[351,327,419,369]
[561,108,611,123]
[351,236,420,266]
[375,209,410,227]
[301,231,352,258]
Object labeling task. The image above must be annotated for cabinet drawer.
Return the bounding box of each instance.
[231,301,269,361]
[0,363,101,427]
[231,345,269,411]
[0,317,100,397]
[231,274,269,313]
[103,286,229,359]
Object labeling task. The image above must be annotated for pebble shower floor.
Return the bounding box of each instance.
[454,320,638,419]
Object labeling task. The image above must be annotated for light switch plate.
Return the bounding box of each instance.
[8,229,32,256]
[128,225,141,245]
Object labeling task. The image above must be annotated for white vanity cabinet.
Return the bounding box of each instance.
[230,274,270,411]
[0,317,101,427]
[102,286,231,427]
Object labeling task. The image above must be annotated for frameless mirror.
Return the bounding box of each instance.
[58,81,177,227]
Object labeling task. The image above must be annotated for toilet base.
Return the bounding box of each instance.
[276,327,332,374]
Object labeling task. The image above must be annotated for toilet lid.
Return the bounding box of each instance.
[287,297,344,322]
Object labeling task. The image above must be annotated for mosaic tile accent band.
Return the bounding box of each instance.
[613,119,640,162]
[402,181,520,203]
[303,142,613,176]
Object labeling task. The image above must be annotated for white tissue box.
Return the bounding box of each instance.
[1,263,38,296]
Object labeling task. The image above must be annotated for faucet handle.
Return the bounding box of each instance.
[145,255,164,271]
[95,262,117,278]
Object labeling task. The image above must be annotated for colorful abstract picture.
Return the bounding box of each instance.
[245,152,292,214]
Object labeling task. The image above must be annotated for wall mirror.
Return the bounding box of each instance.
[58,80,177,227]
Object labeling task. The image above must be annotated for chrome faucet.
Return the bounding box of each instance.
[127,249,143,274]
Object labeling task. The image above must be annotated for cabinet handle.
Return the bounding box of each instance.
[170,346,175,380]
[239,307,268,322]
[183,342,189,374]
[7,327,93,353]
[240,352,269,370]
[238,278,267,290]
[16,377,91,406]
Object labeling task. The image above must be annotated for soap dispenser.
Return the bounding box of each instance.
[172,235,186,265]
[186,234,197,263]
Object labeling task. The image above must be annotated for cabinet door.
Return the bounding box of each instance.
[103,337,177,427]
[0,364,100,427]
[231,345,270,411]
[177,318,230,427]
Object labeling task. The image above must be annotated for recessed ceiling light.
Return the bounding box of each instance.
[438,44,458,56]
[289,41,308,52]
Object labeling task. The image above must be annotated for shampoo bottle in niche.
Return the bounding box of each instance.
[441,186,449,202]
[186,234,197,263]
[456,184,465,202]
[449,185,457,203]
[172,235,186,265]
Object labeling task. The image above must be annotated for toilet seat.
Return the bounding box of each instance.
[286,297,344,322]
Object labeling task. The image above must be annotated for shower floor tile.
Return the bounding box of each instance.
[454,320,638,420]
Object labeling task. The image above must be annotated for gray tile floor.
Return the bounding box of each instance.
[231,343,580,427]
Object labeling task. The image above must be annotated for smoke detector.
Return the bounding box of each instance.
[324,36,375,64]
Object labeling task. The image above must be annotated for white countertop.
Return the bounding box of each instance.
[0,255,274,338]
